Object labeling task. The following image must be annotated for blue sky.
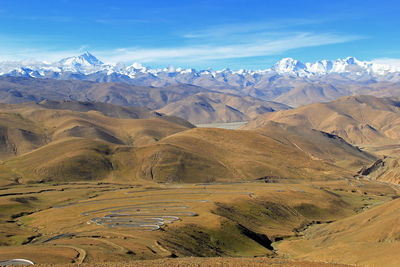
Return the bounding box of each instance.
[1,0,400,69]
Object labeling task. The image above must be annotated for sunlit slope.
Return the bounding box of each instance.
[5,138,114,182]
[0,101,193,149]
[359,157,400,185]
[30,110,191,147]
[4,125,374,184]
[34,99,194,128]
[0,101,375,184]
[244,95,400,145]
[0,113,191,183]
[276,198,400,267]
[253,121,375,170]
[121,127,374,183]
[0,101,194,183]
[0,112,47,160]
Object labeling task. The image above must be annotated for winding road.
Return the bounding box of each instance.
[55,182,305,231]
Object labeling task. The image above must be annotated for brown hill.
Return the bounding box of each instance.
[4,138,114,183]
[0,100,193,145]
[358,157,400,185]
[0,101,375,184]
[0,77,290,124]
[0,99,193,127]
[0,76,211,109]
[0,112,47,159]
[276,198,400,266]
[252,121,375,169]
[157,92,290,124]
[117,126,374,183]
[243,95,400,145]
[0,101,195,183]
[3,125,373,184]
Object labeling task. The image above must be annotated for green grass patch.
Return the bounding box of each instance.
[19,215,35,225]
[161,221,273,257]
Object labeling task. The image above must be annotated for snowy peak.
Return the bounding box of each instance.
[270,57,400,77]
[1,52,400,80]
[59,52,103,68]
[53,52,105,74]
[272,58,307,75]
[343,57,358,64]
[128,62,145,70]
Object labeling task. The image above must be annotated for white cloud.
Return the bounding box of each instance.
[181,19,319,40]
[371,58,400,68]
[0,29,363,66]
[97,32,362,64]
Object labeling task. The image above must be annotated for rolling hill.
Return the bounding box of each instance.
[0,100,194,146]
[243,95,400,145]
[0,100,194,184]
[0,112,47,160]
[0,100,375,184]
[121,126,374,183]
[243,95,400,184]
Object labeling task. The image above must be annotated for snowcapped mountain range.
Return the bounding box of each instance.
[1,52,400,81]
[271,57,400,77]
[1,52,400,108]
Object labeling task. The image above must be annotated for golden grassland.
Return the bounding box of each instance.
[275,198,400,266]
[0,100,399,266]
[0,177,398,266]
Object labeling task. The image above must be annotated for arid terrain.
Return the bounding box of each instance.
[2,1,400,266]
[0,96,398,266]
[1,178,398,266]
[0,100,375,184]
[243,95,400,185]
[0,76,290,124]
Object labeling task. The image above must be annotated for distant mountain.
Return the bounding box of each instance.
[0,76,289,124]
[58,51,104,73]
[271,57,400,77]
[1,53,400,107]
[157,92,290,124]
[2,52,400,79]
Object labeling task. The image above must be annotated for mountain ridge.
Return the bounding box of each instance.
[2,52,400,78]
[2,53,400,107]
[0,76,291,124]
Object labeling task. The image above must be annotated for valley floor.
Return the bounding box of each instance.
[195,121,248,129]
[0,177,398,266]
